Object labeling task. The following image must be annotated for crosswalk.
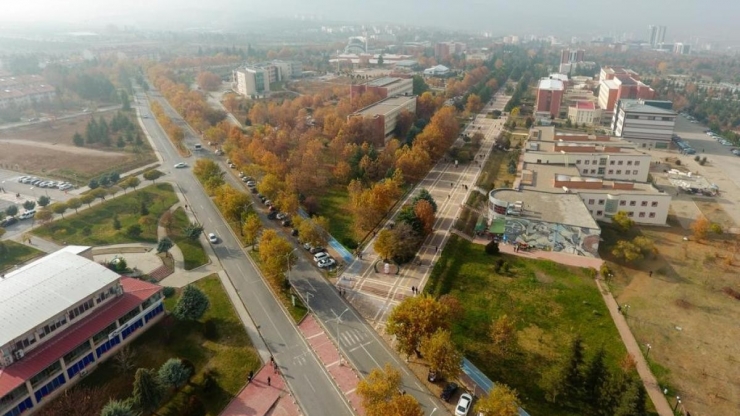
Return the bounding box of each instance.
[337,326,370,351]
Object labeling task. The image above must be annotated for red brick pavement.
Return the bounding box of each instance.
[221,365,301,416]
[298,315,365,416]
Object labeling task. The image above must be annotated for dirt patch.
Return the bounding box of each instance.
[674,298,694,310]
[534,271,553,284]
[693,199,737,230]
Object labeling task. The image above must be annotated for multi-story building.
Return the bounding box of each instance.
[233,67,269,97]
[350,77,413,100]
[0,246,164,416]
[612,99,677,149]
[598,67,655,116]
[270,60,303,80]
[0,75,56,110]
[350,95,417,146]
[648,25,667,47]
[535,78,565,118]
[434,42,466,60]
[567,101,602,125]
[559,48,585,73]
[673,43,691,55]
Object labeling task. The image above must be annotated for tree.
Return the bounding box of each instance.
[80,194,95,208]
[50,202,68,218]
[196,71,222,91]
[5,205,18,217]
[141,202,150,217]
[242,213,262,248]
[614,378,648,416]
[158,358,192,391]
[138,215,157,233]
[88,178,99,189]
[35,209,53,224]
[475,383,520,416]
[37,195,51,207]
[72,132,85,147]
[23,200,36,211]
[374,229,396,262]
[485,240,500,255]
[413,189,437,212]
[126,224,143,238]
[35,384,114,416]
[120,90,131,111]
[386,294,451,357]
[611,240,643,263]
[413,199,435,236]
[612,211,634,231]
[257,229,294,285]
[489,314,517,358]
[184,223,204,240]
[296,216,328,248]
[117,137,126,148]
[419,329,462,380]
[466,94,483,114]
[100,399,137,416]
[412,75,429,95]
[583,347,609,413]
[113,346,137,374]
[157,237,174,255]
[710,223,724,235]
[143,169,163,183]
[128,177,141,190]
[66,197,82,213]
[173,285,210,321]
[132,368,163,414]
[691,215,710,241]
[357,363,420,416]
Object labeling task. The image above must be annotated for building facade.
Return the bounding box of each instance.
[535,79,564,118]
[597,67,655,115]
[673,43,691,55]
[0,247,164,416]
[0,75,56,110]
[350,95,417,146]
[350,77,413,100]
[648,25,667,47]
[233,67,269,97]
[567,101,602,125]
[612,99,677,149]
[559,49,585,73]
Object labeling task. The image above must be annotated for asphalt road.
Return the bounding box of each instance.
[134,89,354,416]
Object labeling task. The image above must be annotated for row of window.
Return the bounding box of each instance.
[96,286,118,304]
[144,303,164,323]
[29,362,61,389]
[66,353,94,379]
[95,335,121,359]
[586,199,659,208]
[121,319,144,340]
[2,397,32,416]
[577,159,641,166]
[33,374,65,404]
[68,299,94,321]
[62,341,91,365]
[580,168,640,176]
[593,210,657,219]
[38,316,67,340]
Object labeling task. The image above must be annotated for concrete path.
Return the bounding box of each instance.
[221,365,301,416]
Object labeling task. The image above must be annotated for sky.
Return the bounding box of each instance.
[1,0,739,43]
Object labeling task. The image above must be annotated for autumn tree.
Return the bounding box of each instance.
[257,229,294,285]
[466,93,483,114]
[691,215,710,241]
[50,203,68,219]
[475,384,520,416]
[35,209,53,224]
[386,294,451,357]
[296,216,329,248]
[242,213,262,249]
[356,363,422,416]
[80,193,95,208]
[66,197,82,213]
[374,229,396,262]
[611,240,643,263]
[413,199,435,236]
[257,173,285,200]
[419,329,463,380]
[214,185,251,223]
[489,314,518,358]
[611,211,634,231]
[197,71,222,91]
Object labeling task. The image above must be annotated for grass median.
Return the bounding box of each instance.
[0,240,44,272]
[169,207,208,270]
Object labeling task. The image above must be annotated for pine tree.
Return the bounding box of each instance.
[561,335,585,405]
[172,285,210,321]
[86,118,99,144]
[583,347,609,413]
[132,368,163,414]
[158,358,192,391]
[614,379,648,416]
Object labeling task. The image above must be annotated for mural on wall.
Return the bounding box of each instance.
[502,218,600,257]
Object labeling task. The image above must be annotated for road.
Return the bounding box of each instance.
[0,105,122,131]
[134,89,354,416]
[145,88,446,414]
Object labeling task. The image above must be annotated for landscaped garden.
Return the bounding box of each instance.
[167,207,208,270]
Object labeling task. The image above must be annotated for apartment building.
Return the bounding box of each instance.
[612,99,677,149]
[434,42,466,60]
[350,95,417,146]
[350,77,413,100]
[559,48,585,73]
[0,247,164,416]
[598,67,655,115]
[567,101,602,125]
[535,79,565,118]
[233,67,269,97]
[0,75,56,110]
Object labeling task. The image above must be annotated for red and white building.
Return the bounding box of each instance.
[597,67,655,116]
[568,101,602,125]
[535,78,565,118]
[0,246,164,416]
[0,75,56,110]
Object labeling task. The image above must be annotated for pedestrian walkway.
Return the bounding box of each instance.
[9,234,62,253]
[220,365,301,416]
[297,316,365,415]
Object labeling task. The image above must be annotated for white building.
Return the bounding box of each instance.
[0,247,164,416]
[567,101,602,125]
[673,43,691,55]
[423,65,450,77]
[612,99,677,149]
[233,67,269,97]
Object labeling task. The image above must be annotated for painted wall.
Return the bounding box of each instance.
[501,218,601,257]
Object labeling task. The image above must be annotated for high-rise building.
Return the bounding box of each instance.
[673,43,691,55]
[233,67,269,97]
[598,67,655,116]
[559,49,585,73]
[535,79,565,118]
[648,25,667,47]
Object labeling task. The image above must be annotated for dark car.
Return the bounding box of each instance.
[309,246,326,254]
[250,187,258,194]
[440,382,458,402]
[427,369,439,383]
[268,205,277,212]
[281,219,292,227]
[267,211,278,220]
[258,194,266,201]
[291,228,299,237]
[1,217,18,227]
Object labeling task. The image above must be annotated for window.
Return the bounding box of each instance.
[649,212,656,218]
[141,292,162,310]
[40,316,67,339]
[63,341,92,364]
[576,160,582,164]
[598,167,605,174]
[617,160,623,165]
[14,333,37,351]
[641,201,648,207]
[627,160,633,165]
[619,200,626,206]
[629,201,636,206]
[616,170,622,174]
[118,306,142,326]
[95,335,121,358]
[0,384,30,408]
[30,362,62,388]
[34,374,66,403]
[96,286,118,304]
[610,160,615,165]
[121,319,144,340]
[93,322,118,345]
[639,212,646,218]
[67,353,94,379]
[598,199,605,205]
[608,169,614,174]
[584,160,590,165]
[633,170,638,175]
[144,303,164,323]
[628,212,634,217]
[600,158,607,165]
[634,161,640,166]
[596,210,603,216]
[68,299,94,321]
[588,199,595,205]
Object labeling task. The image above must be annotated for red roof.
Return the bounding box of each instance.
[0,278,161,397]
[576,101,596,110]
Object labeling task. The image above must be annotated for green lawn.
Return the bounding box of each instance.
[78,275,261,416]
[0,240,44,272]
[33,183,178,245]
[169,207,209,270]
[316,186,356,249]
[426,236,631,416]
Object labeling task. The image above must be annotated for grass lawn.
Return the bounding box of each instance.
[33,183,178,245]
[78,275,261,416]
[316,186,357,249]
[476,145,520,191]
[169,207,209,270]
[426,236,632,416]
[0,240,44,272]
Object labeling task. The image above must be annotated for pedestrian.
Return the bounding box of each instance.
[248,370,253,382]
[451,182,454,187]
[411,286,415,294]
[270,356,274,365]
[267,376,271,386]
[649,270,653,277]
[435,245,438,252]
[447,194,450,199]
[618,305,622,314]
[274,363,278,374]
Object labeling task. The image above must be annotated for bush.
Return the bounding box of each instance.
[182,395,206,416]
[494,258,505,273]
[485,240,500,255]
[599,263,613,279]
[126,224,143,238]
[82,226,92,236]
[710,223,723,234]
[162,287,176,298]
[203,319,218,341]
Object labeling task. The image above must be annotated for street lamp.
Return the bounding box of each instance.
[284,248,297,286]
[645,343,652,359]
[333,307,350,366]
[673,396,681,412]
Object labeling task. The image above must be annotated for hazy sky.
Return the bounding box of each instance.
[2,0,739,42]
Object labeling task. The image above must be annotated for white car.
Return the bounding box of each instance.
[174,162,188,169]
[19,210,36,220]
[455,393,473,416]
[317,258,336,269]
[208,233,218,243]
[313,252,330,263]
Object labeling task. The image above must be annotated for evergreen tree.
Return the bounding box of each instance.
[157,237,173,255]
[117,137,126,148]
[132,368,163,414]
[100,399,137,416]
[158,358,192,391]
[614,379,648,416]
[99,117,111,146]
[561,335,585,404]
[583,347,609,412]
[172,285,210,321]
[140,202,149,216]
[113,215,122,230]
[73,132,85,147]
[86,118,99,144]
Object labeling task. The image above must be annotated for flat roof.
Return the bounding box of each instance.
[529,141,647,156]
[522,163,665,195]
[619,99,676,115]
[366,77,408,87]
[355,95,416,117]
[538,79,564,91]
[491,189,599,230]
[0,247,119,348]
[575,101,596,110]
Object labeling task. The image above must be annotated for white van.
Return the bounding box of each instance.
[313,252,329,263]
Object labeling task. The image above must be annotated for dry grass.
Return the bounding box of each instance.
[602,222,740,416]
[693,199,737,230]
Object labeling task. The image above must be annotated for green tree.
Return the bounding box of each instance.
[116,137,126,148]
[120,90,131,111]
[157,358,192,391]
[88,178,99,189]
[386,294,451,357]
[90,188,107,202]
[131,368,163,414]
[475,383,520,416]
[37,195,51,207]
[51,202,68,219]
[612,211,634,231]
[611,240,643,263]
[419,329,462,380]
[66,197,82,213]
[72,132,85,147]
[485,240,500,255]
[128,177,141,190]
[100,399,137,416]
[583,347,609,413]
[80,194,95,208]
[157,237,173,255]
[126,224,143,238]
[412,75,429,95]
[184,223,204,240]
[22,200,36,211]
[614,378,648,416]
[5,205,18,217]
[173,285,210,321]
[412,188,437,212]
[143,169,163,183]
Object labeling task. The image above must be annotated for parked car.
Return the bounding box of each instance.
[291,228,299,237]
[19,210,36,220]
[313,252,330,263]
[281,219,292,227]
[427,370,439,382]
[317,258,336,269]
[276,212,287,220]
[455,393,473,416]
[309,246,326,254]
[250,187,258,194]
[440,382,458,402]
[174,162,188,168]
[267,211,278,220]
[208,233,218,243]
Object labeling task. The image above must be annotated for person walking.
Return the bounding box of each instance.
[267,376,271,386]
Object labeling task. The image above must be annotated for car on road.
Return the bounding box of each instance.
[317,258,336,269]
[19,210,36,220]
[208,233,218,243]
[313,252,330,263]
[267,211,278,220]
[455,393,472,416]
[440,382,458,402]
[732,149,740,156]
[0,217,18,227]
[276,212,287,220]
[174,162,188,168]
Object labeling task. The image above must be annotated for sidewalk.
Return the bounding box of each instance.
[221,365,301,416]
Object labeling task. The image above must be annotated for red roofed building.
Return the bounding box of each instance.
[0,247,164,416]
[568,101,603,125]
[597,66,655,114]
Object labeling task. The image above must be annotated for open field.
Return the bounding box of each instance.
[426,236,634,416]
[33,183,178,245]
[0,240,44,272]
[0,111,156,181]
[317,186,357,249]
[74,275,261,416]
[601,218,740,416]
[693,198,736,231]
[169,207,209,270]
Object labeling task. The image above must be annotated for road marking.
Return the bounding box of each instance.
[304,374,316,392]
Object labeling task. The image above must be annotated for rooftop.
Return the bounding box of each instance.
[538,78,564,91]
[366,77,407,87]
[619,99,676,115]
[0,277,161,397]
[574,101,596,110]
[355,95,416,117]
[528,140,647,156]
[521,163,665,195]
[491,189,599,230]
[0,247,119,348]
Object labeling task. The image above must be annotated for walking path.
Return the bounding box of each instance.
[221,365,301,416]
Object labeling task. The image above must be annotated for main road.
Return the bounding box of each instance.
[141,88,445,415]
[133,89,354,416]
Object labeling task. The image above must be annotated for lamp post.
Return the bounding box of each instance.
[645,343,652,359]
[284,248,297,287]
[333,307,350,366]
[673,396,681,412]
[430,408,437,416]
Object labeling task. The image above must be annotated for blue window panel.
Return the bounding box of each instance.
[95,335,120,358]
[3,398,32,416]
[67,353,95,378]
[121,319,143,340]
[34,374,66,403]
[144,304,164,323]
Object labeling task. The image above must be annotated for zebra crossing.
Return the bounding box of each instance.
[337,326,370,351]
